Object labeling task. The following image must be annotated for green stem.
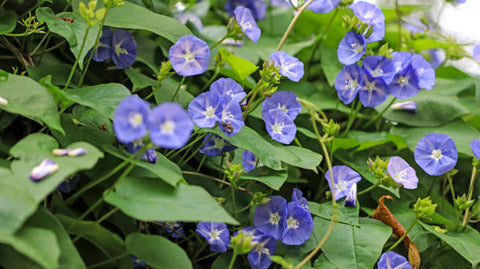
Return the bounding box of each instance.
[193,252,219,263]
[387,216,418,251]
[30,31,50,56]
[182,171,253,195]
[201,66,220,91]
[276,0,315,51]
[446,172,456,207]
[210,35,228,50]
[357,181,381,196]
[64,26,91,89]
[86,252,130,269]
[227,251,238,269]
[231,182,237,218]
[294,137,303,147]
[364,97,397,128]
[307,8,339,74]
[342,99,362,136]
[171,76,186,101]
[462,166,478,226]
[96,207,119,225]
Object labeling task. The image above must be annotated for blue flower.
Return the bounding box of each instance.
[391,101,417,114]
[349,1,385,43]
[234,6,261,43]
[358,71,389,107]
[389,66,421,99]
[335,64,362,104]
[188,91,223,128]
[169,35,211,76]
[113,95,150,144]
[176,12,203,30]
[337,31,366,65]
[292,188,309,211]
[344,183,357,207]
[210,78,247,105]
[111,30,137,69]
[474,43,480,62]
[57,175,80,193]
[263,109,297,145]
[377,251,412,269]
[391,51,412,73]
[270,51,304,82]
[362,56,396,84]
[199,134,236,156]
[454,0,467,3]
[325,165,362,200]
[262,91,302,120]
[253,195,287,240]
[196,222,230,253]
[130,255,146,267]
[308,0,340,14]
[247,235,277,269]
[219,96,245,136]
[91,27,113,62]
[470,139,480,160]
[411,54,435,90]
[414,133,458,176]
[387,156,419,189]
[281,201,314,245]
[158,222,185,238]
[225,0,267,20]
[125,140,157,163]
[147,102,194,149]
[242,150,263,172]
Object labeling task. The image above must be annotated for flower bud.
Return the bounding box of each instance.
[414,197,437,219]
[454,194,474,211]
[29,159,59,181]
[52,148,71,156]
[68,148,88,157]
[231,231,255,254]
[0,96,8,105]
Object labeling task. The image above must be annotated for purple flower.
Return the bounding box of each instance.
[29,159,59,181]
[474,44,480,62]
[470,139,480,160]
[52,148,70,156]
[377,251,412,269]
[199,134,236,156]
[292,188,309,211]
[350,1,385,43]
[225,0,267,20]
[253,196,287,240]
[113,95,150,144]
[325,165,362,200]
[130,255,146,267]
[270,51,305,82]
[219,96,245,136]
[308,0,340,14]
[263,109,297,145]
[391,51,412,73]
[414,133,458,176]
[389,66,421,99]
[125,140,158,163]
[57,175,80,193]
[337,31,366,65]
[391,101,417,114]
[387,156,419,189]
[281,201,314,245]
[210,78,247,105]
[67,148,88,157]
[335,64,362,104]
[455,0,467,3]
[111,30,137,69]
[362,56,396,84]
[169,35,210,76]
[358,71,389,107]
[188,91,223,128]
[344,183,357,207]
[176,13,203,30]
[262,91,302,120]
[411,54,435,90]
[247,235,276,269]
[158,222,185,238]
[147,102,194,149]
[234,6,261,43]
[92,27,113,62]
[242,150,263,172]
[196,222,230,253]
[271,0,290,8]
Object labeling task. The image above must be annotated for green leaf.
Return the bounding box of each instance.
[62,83,131,119]
[309,201,359,226]
[57,214,132,269]
[105,2,191,43]
[320,44,343,87]
[0,244,43,269]
[0,227,60,269]
[0,7,17,34]
[26,63,75,86]
[153,78,194,107]
[421,222,480,268]
[37,8,77,47]
[126,233,192,269]
[219,48,258,81]
[9,133,103,202]
[240,166,288,190]
[104,177,238,224]
[125,67,157,92]
[390,120,480,156]
[26,208,86,269]
[305,218,391,269]
[203,126,322,171]
[39,76,75,108]
[103,145,182,187]
[0,73,64,134]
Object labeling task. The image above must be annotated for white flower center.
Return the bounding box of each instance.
[128,112,143,128]
[161,120,175,134]
[364,10,375,20]
[398,76,409,86]
[372,67,384,77]
[395,170,407,182]
[213,137,225,149]
[336,179,348,191]
[222,111,233,121]
[210,229,221,240]
[366,81,376,91]
[114,42,128,56]
[431,149,443,161]
[277,103,288,113]
[255,242,270,255]
[184,51,195,62]
[204,106,216,118]
[269,212,281,225]
[241,21,252,30]
[272,122,284,134]
[345,79,358,90]
[351,43,364,53]
[286,216,300,229]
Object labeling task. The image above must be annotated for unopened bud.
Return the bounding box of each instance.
[29,159,59,181]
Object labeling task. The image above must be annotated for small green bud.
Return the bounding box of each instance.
[223,162,243,183]
[433,226,447,234]
[472,157,480,169]
[214,197,226,204]
[378,43,394,59]
[157,61,173,83]
[414,197,437,219]
[322,119,340,137]
[251,192,270,207]
[454,194,474,211]
[231,230,255,254]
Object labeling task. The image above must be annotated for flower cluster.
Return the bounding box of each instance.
[113,95,194,149]
[188,78,246,136]
[261,91,301,144]
[91,27,137,69]
[325,165,362,206]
